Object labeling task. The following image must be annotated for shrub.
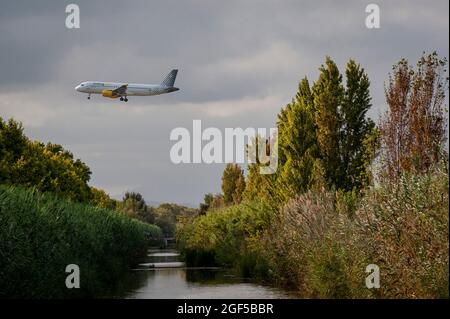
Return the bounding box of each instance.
[177,201,275,275]
[178,163,448,298]
[353,163,449,298]
[265,163,448,298]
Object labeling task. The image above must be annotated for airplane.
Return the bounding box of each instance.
[75,69,179,102]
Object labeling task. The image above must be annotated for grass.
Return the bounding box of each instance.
[0,185,163,298]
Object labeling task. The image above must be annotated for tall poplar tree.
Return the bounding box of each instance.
[276,77,319,202]
[313,57,344,189]
[341,59,375,190]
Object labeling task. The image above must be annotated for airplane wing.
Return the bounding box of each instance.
[112,84,128,96]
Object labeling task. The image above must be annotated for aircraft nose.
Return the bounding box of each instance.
[75,85,81,92]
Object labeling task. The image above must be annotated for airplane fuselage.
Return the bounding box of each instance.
[75,69,179,101]
[75,82,179,96]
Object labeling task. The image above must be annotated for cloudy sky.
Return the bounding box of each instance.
[0,0,448,206]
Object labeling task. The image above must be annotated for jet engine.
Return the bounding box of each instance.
[101,90,118,98]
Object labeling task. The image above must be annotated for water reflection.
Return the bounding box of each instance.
[111,248,295,299]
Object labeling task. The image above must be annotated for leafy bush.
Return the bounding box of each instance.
[177,201,274,275]
[0,185,163,298]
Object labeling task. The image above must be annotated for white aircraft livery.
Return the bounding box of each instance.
[75,69,179,102]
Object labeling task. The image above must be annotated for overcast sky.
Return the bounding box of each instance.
[0,0,448,206]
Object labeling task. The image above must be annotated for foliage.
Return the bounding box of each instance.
[178,53,449,299]
[120,191,154,223]
[179,164,448,298]
[353,163,449,298]
[380,52,448,178]
[0,117,92,203]
[243,160,278,205]
[244,57,377,207]
[341,59,375,189]
[0,185,163,298]
[153,203,197,238]
[90,187,117,210]
[199,193,214,215]
[177,201,275,274]
[221,164,246,205]
[199,193,224,215]
[276,78,319,202]
[313,57,344,189]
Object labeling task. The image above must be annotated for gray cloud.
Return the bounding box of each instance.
[0,0,448,204]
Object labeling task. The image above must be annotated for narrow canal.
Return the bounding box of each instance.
[113,248,296,299]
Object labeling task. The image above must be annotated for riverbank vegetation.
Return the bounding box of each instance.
[0,117,166,298]
[177,52,449,298]
[0,185,162,298]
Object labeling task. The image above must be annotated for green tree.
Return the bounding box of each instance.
[10,141,92,202]
[276,77,319,202]
[243,136,278,204]
[154,203,197,237]
[232,173,245,204]
[90,187,116,209]
[221,164,245,205]
[1,117,93,202]
[246,57,376,201]
[121,191,153,222]
[341,59,375,190]
[0,118,28,184]
[313,57,344,189]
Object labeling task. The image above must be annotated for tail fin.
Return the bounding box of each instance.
[161,69,178,87]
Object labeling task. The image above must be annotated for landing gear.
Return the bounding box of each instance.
[87,94,91,100]
[120,96,128,102]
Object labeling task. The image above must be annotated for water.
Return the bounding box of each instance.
[112,248,296,299]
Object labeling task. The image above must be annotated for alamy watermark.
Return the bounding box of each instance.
[365,4,380,29]
[365,264,380,289]
[169,120,278,174]
[65,264,80,289]
[65,4,80,29]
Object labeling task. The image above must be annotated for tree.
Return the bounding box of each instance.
[0,118,29,184]
[245,57,377,203]
[381,52,448,178]
[199,193,214,215]
[153,203,197,237]
[10,141,92,202]
[276,77,319,202]
[243,135,279,205]
[1,117,93,202]
[232,173,245,204]
[408,52,447,171]
[121,191,154,222]
[341,59,375,190]
[221,164,245,205]
[90,187,116,209]
[313,57,344,189]
[210,194,225,210]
